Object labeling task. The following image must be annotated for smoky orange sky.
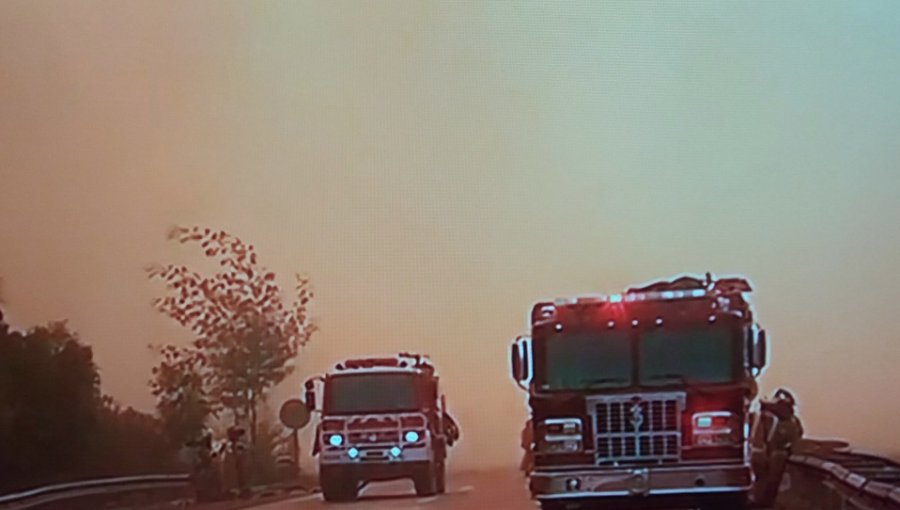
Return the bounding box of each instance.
[1,1,899,470]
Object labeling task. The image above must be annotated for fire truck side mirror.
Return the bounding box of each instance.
[511,342,524,381]
[511,336,531,383]
[751,329,768,370]
[304,380,316,411]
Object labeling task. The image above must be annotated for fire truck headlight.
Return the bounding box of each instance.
[328,434,344,447]
[347,447,360,459]
[389,446,402,458]
[404,431,420,443]
[543,418,583,437]
[537,418,584,453]
[539,439,582,453]
[692,412,740,446]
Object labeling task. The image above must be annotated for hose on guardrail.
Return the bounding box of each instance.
[748,388,900,510]
[787,445,900,509]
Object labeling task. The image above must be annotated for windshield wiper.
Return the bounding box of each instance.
[581,377,628,388]
[644,373,701,386]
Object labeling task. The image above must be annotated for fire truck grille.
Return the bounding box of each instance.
[590,393,685,465]
[348,430,400,444]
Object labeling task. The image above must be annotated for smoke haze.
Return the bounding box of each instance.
[2,1,899,470]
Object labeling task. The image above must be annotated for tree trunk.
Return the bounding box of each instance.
[249,391,257,448]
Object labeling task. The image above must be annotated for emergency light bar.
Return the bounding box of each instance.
[336,354,435,372]
[533,275,753,326]
[624,288,708,302]
[550,288,708,307]
[342,358,401,370]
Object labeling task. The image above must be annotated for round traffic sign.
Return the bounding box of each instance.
[279,399,311,430]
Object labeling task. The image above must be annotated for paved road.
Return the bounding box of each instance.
[247,470,536,510]
[243,471,785,510]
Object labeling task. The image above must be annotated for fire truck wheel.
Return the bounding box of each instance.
[414,462,438,497]
[321,472,359,502]
[699,493,749,510]
[538,501,570,510]
[435,460,446,494]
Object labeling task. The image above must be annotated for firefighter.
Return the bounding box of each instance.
[443,411,461,446]
[520,419,534,475]
[226,426,250,498]
[186,431,222,502]
[750,389,804,507]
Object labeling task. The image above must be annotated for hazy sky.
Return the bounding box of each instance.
[1,1,899,469]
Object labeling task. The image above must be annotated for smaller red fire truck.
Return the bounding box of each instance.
[305,353,460,502]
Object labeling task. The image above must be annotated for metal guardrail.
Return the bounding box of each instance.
[0,474,191,510]
[1,448,898,510]
[788,442,900,509]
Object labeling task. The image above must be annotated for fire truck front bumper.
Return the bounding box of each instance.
[530,463,752,501]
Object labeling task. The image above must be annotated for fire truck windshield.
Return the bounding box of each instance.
[535,331,632,390]
[639,327,737,386]
[324,373,422,414]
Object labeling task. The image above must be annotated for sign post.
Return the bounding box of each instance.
[279,399,312,473]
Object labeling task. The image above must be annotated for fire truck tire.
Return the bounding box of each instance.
[320,472,358,502]
[538,501,570,510]
[699,492,749,510]
[414,462,438,497]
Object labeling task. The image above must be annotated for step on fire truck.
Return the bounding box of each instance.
[510,274,770,510]
[305,353,460,502]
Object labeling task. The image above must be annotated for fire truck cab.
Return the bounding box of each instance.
[510,274,768,510]
[306,353,460,502]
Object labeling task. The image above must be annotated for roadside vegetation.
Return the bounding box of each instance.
[0,311,179,492]
[147,226,316,487]
[0,226,316,493]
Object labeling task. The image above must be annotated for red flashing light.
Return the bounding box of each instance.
[344,358,401,369]
[683,392,744,450]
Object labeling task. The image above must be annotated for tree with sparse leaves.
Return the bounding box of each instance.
[148,226,316,446]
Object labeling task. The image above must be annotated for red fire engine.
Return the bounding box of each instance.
[511,274,768,510]
[305,353,460,502]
